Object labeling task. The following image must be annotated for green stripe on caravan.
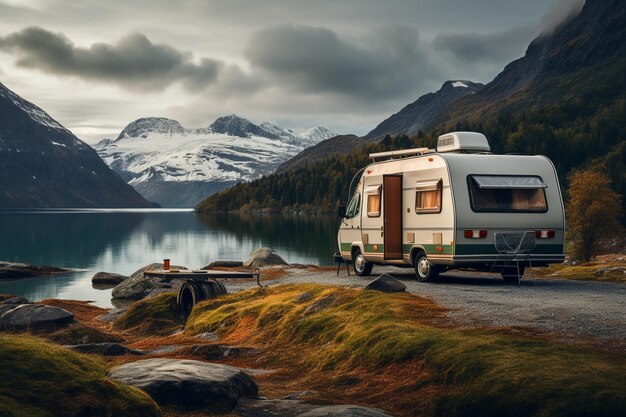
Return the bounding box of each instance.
[337,131,565,281]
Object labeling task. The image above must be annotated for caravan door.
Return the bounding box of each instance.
[383,174,403,259]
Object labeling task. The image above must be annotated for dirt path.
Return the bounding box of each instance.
[223,267,626,351]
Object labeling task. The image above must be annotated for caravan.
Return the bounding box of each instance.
[337,132,565,282]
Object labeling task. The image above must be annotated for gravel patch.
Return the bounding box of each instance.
[222,267,626,351]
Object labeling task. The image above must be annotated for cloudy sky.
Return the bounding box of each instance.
[0,0,584,143]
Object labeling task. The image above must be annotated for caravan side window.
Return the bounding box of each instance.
[468,175,548,213]
[366,185,381,217]
[346,191,361,219]
[415,179,442,214]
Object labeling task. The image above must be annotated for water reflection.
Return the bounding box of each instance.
[0,210,338,307]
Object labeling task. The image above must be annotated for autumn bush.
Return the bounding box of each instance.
[565,168,623,261]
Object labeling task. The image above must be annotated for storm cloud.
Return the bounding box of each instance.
[245,24,440,100]
[0,27,224,92]
[539,0,585,34]
[432,26,537,64]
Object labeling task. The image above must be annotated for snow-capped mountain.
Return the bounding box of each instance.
[0,81,153,208]
[95,115,336,207]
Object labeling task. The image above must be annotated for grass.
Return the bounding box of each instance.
[184,284,626,417]
[0,334,161,417]
[114,292,180,336]
[531,260,626,283]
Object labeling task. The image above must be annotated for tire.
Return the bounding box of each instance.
[176,280,227,321]
[414,252,439,282]
[501,265,525,283]
[352,248,373,276]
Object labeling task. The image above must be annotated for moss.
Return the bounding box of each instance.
[0,334,161,417]
[186,284,626,417]
[114,292,179,336]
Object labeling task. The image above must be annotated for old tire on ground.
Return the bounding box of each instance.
[352,248,373,276]
[414,252,439,282]
[501,265,526,283]
[177,280,227,321]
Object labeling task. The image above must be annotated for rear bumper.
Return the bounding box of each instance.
[431,253,565,266]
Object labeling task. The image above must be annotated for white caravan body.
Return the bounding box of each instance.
[337,132,565,280]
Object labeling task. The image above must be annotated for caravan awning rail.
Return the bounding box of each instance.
[472,175,547,189]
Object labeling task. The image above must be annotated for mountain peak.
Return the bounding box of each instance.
[117,117,185,140]
[364,80,483,140]
[209,114,280,139]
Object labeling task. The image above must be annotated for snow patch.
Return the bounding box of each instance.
[452,81,469,88]
[51,141,67,147]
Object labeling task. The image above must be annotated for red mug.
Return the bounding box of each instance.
[163,259,170,270]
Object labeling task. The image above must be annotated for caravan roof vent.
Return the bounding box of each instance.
[437,132,490,153]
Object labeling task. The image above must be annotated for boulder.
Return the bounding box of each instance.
[111,263,187,300]
[108,358,258,409]
[0,261,69,279]
[66,342,143,356]
[0,304,74,330]
[297,405,393,417]
[243,247,289,268]
[202,260,244,269]
[364,274,406,293]
[92,272,127,286]
[0,296,30,305]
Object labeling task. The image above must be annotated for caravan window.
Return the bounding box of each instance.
[415,179,442,214]
[366,185,381,217]
[468,175,548,213]
[346,191,361,218]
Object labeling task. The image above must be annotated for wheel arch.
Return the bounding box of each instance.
[349,242,365,260]
[409,245,428,265]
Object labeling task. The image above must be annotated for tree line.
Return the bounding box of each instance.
[196,98,625,218]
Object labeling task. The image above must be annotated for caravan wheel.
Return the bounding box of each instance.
[353,249,373,276]
[414,253,439,282]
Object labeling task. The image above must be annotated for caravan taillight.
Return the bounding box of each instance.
[535,230,555,239]
[464,229,487,239]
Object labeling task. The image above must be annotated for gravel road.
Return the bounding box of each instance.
[223,267,626,351]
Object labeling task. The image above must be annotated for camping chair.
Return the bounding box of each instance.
[492,231,536,284]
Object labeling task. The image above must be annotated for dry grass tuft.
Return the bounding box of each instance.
[184,283,626,417]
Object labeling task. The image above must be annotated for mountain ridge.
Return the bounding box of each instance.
[0,82,155,208]
[195,0,626,213]
[96,114,336,207]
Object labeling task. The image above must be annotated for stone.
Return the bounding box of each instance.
[1,296,31,305]
[92,272,127,286]
[111,263,187,300]
[297,405,393,417]
[0,261,69,279]
[189,344,230,359]
[108,358,258,409]
[195,331,220,341]
[0,304,74,330]
[66,342,143,356]
[236,398,316,417]
[202,260,244,269]
[364,274,406,293]
[243,247,289,268]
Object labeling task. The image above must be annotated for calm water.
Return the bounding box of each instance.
[0,210,338,307]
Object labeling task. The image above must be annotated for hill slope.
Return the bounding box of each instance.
[0,82,154,208]
[196,0,626,213]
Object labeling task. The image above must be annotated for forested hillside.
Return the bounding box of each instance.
[196,97,625,213]
[196,0,625,214]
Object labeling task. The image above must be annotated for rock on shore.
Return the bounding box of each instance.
[108,358,258,409]
[243,247,289,268]
[0,261,69,279]
[111,263,187,300]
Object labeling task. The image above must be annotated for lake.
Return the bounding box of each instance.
[0,210,339,307]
